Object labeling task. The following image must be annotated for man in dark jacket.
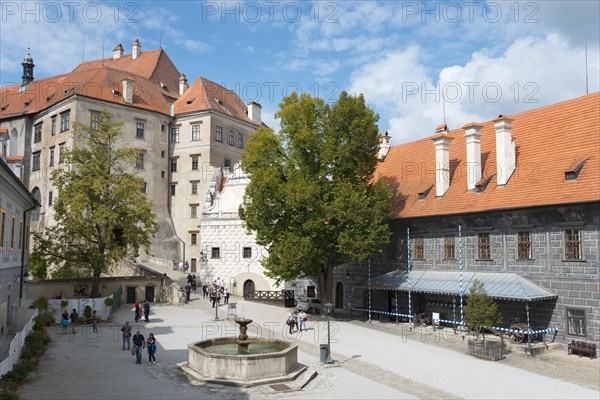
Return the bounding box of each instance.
[143,300,150,322]
[69,309,78,334]
[132,330,145,364]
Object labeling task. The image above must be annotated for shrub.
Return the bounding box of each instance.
[31,296,48,312]
[34,312,55,327]
[60,299,69,308]
[104,297,114,307]
[84,305,92,318]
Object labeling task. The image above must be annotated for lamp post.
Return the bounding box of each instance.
[324,303,334,364]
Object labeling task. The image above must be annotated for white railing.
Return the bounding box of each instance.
[0,309,38,378]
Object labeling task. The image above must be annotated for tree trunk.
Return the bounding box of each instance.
[91,270,102,298]
[318,258,333,304]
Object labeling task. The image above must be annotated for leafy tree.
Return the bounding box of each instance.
[31,111,158,297]
[464,280,502,340]
[240,92,391,302]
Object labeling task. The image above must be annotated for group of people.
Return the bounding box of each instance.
[134,300,151,322]
[60,308,98,335]
[286,309,308,334]
[121,321,158,365]
[202,278,230,307]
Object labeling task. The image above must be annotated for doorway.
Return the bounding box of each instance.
[191,258,197,273]
[126,286,136,304]
[145,285,155,302]
[335,282,344,309]
[243,279,255,299]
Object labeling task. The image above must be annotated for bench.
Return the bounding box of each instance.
[568,340,597,359]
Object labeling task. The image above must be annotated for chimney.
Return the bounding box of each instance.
[463,122,483,191]
[179,74,188,96]
[247,101,262,124]
[431,125,453,197]
[121,78,135,104]
[493,115,516,186]
[132,38,141,60]
[112,43,124,59]
[378,131,391,160]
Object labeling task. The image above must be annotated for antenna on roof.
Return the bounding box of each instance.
[585,42,589,95]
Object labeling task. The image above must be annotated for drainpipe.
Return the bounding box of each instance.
[19,202,38,303]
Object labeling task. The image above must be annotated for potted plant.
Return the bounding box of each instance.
[60,299,69,309]
[32,296,49,312]
[104,297,114,316]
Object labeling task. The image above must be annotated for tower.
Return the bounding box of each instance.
[21,48,35,86]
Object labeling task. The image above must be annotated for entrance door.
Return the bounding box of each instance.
[126,286,136,304]
[145,285,155,302]
[243,279,255,299]
[335,282,344,309]
[191,258,197,273]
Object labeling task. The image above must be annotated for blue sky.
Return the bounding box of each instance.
[1,0,599,144]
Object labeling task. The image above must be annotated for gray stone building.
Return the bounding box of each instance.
[338,93,600,350]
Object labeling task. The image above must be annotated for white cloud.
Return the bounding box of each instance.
[350,34,600,145]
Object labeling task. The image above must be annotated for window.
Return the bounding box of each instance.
[60,111,70,132]
[171,127,180,143]
[191,156,199,170]
[58,143,65,163]
[32,151,41,171]
[238,132,244,149]
[141,182,147,194]
[224,158,231,169]
[170,184,176,196]
[170,158,178,172]
[90,112,100,130]
[18,220,23,250]
[564,229,582,260]
[34,123,42,143]
[136,153,144,169]
[478,233,491,259]
[191,181,198,195]
[413,237,424,259]
[161,150,165,158]
[211,247,220,258]
[0,209,5,250]
[192,124,200,141]
[191,233,197,245]
[190,205,197,219]
[228,129,235,145]
[443,236,455,259]
[566,308,586,336]
[48,191,53,206]
[243,247,252,259]
[51,116,56,135]
[215,125,223,142]
[136,122,144,138]
[161,125,165,132]
[9,215,15,249]
[517,232,531,260]
[49,147,55,166]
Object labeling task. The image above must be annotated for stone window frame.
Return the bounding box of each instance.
[190,204,198,219]
[136,121,145,138]
[517,231,532,260]
[136,153,144,169]
[170,157,178,172]
[33,123,42,143]
[48,146,55,167]
[58,143,65,163]
[60,110,70,132]
[32,151,41,171]
[477,232,492,260]
[191,155,199,171]
[566,307,587,337]
[443,235,456,260]
[243,247,252,259]
[170,183,176,196]
[90,111,100,131]
[563,227,583,261]
[215,125,223,142]
[190,181,199,195]
[412,236,424,260]
[190,232,198,246]
[191,124,201,141]
[228,129,235,146]
[237,132,244,149]
[51,115,56,136]
[170,127,180,143]
[211,247,220,259]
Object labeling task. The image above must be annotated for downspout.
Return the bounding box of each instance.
[19,202,38,303]
[167,105,185,262]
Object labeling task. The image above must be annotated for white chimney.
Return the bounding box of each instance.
[121,78,135,104]
[378,131,391,160]
[493,115,516,186]
[179,74,188,96]
[132,38,141,60]
[431,125,453,197]
[463,122,483,191]
[112,43,124,60]
[247,101,262,124]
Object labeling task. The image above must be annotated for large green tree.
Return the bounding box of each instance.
[240,91,391,303]
[31,111,158,297]
[464,280,502,340]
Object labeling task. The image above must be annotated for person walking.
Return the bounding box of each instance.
[287,310,296,334]
[69,308,78,334]
[184,284,191,303]
[202,283,208,298]
[121,321,132,351]
[134,302,141,322]
[224,288,230,305]
[298,310,307,331]
[191,274,197,293]
[143,300,150,322]
[61,310,69,335]
[147,333,157,364]
[132,330,145,365]
[91,310,98,333]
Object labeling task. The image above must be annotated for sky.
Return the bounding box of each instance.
[1,0,599,145]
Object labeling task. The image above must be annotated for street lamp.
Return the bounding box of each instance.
[324,303,334,364]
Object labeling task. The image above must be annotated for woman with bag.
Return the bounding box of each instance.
[298,310,307,331]
[147,333,157,364]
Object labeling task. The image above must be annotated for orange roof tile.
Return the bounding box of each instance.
[377,93,600,219]
[173,77,254,124]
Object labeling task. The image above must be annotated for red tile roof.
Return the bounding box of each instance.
[377,93,600,219]
[173,77,255,124]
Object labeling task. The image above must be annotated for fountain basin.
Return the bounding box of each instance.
[184,337,304,386]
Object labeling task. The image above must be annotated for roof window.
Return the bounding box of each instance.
[565,158,589,181]
[46,94,55,102]
[112,89,121,96]
[186,98,195,105]
[24,98,33,106]
[63,88,73,95]
[475,175,494,192]
[418,185,434,200]
[0,104,8,111]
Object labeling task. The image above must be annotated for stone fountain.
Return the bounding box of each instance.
[181,317,306,387]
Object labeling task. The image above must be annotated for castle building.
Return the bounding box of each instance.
[0,41,261,269]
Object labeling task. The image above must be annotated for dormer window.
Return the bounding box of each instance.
[565,158,589,181]
[46,94,55,102]
[475,175,494,192]
[0,104,7,111]
[63,88,73,95]
[215,98,224,105]
[160,82,167,89]
[418,185,434,200]
[112,89,121,96]
[186,99,195,105]
[24,99,32,106]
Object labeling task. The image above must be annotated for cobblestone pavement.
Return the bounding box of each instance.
[16,261,600,399]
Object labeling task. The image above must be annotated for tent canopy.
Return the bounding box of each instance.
[354,270,557,302]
